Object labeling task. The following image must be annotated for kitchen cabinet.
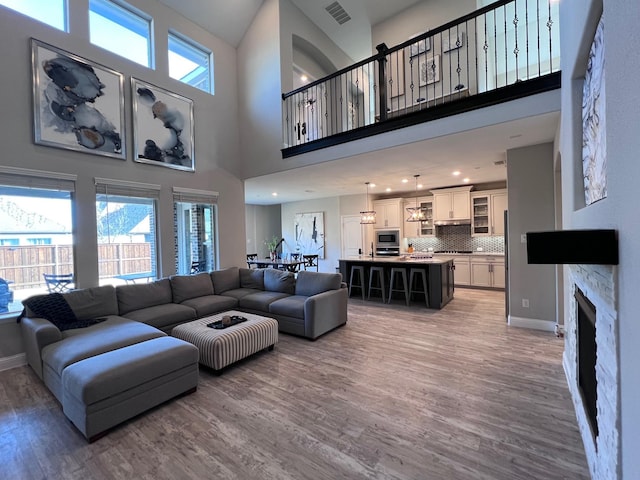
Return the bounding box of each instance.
[471,190,508,236]
[432,186,472,223]
[373,198,403,229]
[450,255,471,286]
[470,256,505,288]
[402,196,434,238]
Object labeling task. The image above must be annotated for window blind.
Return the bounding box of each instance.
[0,166,76,192]
[172,186,218,204]
[95,177,160,198]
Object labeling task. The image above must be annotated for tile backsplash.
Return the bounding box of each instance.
[405,225,505,253]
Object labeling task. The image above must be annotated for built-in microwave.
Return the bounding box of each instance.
[375,230,400,255]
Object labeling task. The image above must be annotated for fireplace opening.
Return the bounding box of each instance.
[575,286,598,439]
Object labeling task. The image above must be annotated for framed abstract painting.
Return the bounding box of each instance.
[31,38,125,159]
[132,78,195,172]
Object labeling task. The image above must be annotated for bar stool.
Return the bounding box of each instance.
[388,267,409,306]
[409,267,430,307]
[348,265,366,300]
[367,266,386,302]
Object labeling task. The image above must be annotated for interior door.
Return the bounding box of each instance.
[341,215,363,258]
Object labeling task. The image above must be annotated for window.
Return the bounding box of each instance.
[95,179,159,285]
[27,238,53,245]
[0,0,67,31]
[168,32,213,93]
[0,170,75,316]
[89,0,152,68]
[173,188,218,274]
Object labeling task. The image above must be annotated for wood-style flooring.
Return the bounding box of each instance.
[0,289,589,479]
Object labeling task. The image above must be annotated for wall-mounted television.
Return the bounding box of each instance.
[526,229,618,265]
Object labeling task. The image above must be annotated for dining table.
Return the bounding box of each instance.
[246,259,306,273]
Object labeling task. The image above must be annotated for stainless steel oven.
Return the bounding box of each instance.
[375,229,400,256]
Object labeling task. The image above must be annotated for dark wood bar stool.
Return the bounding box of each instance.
[409,267,430,307]
[348,265,366,300]
[388,267,409,306]
[368,266,386,302]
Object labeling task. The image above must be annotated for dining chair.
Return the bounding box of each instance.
[303,254,319,271]
[43,273,74,293]
[246,253,258,268]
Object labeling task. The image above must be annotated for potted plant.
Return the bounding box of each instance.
[265,236,280,260]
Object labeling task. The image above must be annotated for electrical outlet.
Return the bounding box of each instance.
[522,299,529,308]
[521,234,527,243]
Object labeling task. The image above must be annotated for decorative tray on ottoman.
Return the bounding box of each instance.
[207,315,248,329]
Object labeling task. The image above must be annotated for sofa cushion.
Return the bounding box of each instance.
[295,271,343,296]
[269,295,306,319]
[180,295,237,318]
[170,273,214,303]
[116,279,173,315]
[210,267,240,294]
[121,303,196,330]
[41,317,166,377]
[220,288,262,301]
[21,293,106,331]
[238,291,291,311]
[240,268,264,290]
[63,285,118,321]
[264,269,295,294]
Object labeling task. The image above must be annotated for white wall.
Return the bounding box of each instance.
[0,0,246,357]
[560,0,640,477]
[372,0,476,51]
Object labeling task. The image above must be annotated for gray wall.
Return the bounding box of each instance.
[506,143,557,325]
[560,0,640,476]
[245,204,282,259]
[0,0,246,357]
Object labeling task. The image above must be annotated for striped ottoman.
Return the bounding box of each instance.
[171,310,278,371]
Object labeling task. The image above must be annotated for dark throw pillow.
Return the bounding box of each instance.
[21,293,105,331]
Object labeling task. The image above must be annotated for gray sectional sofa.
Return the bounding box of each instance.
[20,267,347,441]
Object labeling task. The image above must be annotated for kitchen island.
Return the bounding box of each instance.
[338,256,455,309]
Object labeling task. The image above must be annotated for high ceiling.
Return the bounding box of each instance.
[157,0,559,206]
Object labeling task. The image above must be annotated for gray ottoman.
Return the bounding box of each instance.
[171,310,278,371]
[62,336,199,441]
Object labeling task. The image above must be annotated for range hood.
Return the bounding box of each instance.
[434,218,471,226]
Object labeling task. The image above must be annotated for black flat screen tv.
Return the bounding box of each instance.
[526,229,618,265]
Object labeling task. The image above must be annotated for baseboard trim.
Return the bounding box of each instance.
[0,353,27,372]
[508,315,556,332]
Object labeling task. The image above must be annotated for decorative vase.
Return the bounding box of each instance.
[270,251,277,261]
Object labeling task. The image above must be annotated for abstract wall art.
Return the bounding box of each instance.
[132,78,194,172]
[582,13,606,205]
[294,212,325,259]
[31,39,125,159]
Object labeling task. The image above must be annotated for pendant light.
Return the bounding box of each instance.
[360,182,376,224]
[406,174,426,222]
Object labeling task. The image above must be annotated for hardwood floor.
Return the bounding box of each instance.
[0,289,589,479]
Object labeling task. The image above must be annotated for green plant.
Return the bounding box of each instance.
[265,236,280,252]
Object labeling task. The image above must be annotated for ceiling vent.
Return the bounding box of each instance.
[325,1,351,25]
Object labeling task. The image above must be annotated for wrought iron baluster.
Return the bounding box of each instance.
[536,0,541,76]
[514,0,519,83]
[547,0,553,72]
[525,0,530,80]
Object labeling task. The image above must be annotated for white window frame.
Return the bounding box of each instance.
[0,0,68,32]
[89,0,154,68]
[168,30,214,94]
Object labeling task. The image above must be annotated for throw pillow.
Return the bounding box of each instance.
[21,293,105,331]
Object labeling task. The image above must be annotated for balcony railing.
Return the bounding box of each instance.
[282,0,560,157]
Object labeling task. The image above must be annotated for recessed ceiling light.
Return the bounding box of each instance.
[370,183,376,188]
[272,192,278,196]
[452,171,461,176]
[417,183,423,189]
[300,75,308,82]
[386,188,392,192]
[401,178,409,183]
[463,178,470,183]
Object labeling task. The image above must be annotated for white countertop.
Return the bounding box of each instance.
[340,255,454,264]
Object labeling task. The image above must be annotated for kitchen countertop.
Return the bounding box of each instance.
[432,252,505,257]
[340,255,454,264]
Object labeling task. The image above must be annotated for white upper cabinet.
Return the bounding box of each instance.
[471,190,508,236]
[373,198,403,230]
[432,186,473,223]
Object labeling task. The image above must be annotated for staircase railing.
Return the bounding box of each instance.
[282,0,560,151]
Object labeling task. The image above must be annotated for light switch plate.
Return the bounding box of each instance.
[521,234,527,243]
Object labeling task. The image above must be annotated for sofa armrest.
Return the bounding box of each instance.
[303,288,348,340]
[21,316,62,380]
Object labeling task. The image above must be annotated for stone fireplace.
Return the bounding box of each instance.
[565,264,619,479]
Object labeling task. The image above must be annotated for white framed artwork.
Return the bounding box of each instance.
[294,212,325,259]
